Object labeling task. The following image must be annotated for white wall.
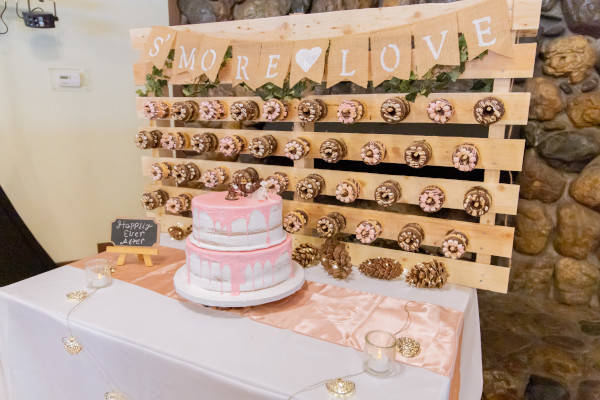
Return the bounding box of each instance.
[0,0,168,261]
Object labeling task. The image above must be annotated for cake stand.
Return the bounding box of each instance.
[173,262,305,307]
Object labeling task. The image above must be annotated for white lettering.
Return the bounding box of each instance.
[201,49,217,71]
[422,30,448,60]
[380,44,400,73]
[472,16,496,47]
[265,55,280,79]
[236,55,249,80]
[149,34,170,58]
[340,49,356,77]
[178,46,197,70]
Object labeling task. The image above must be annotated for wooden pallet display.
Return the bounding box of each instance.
[131,0,541,293]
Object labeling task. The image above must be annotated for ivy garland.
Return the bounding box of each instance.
[136,35,493,100]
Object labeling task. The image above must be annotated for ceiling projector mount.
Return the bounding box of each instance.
[17,0,58,28]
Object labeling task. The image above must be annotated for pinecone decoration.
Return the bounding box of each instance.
[319,238,353,279]
[292,243,319,268]
[405,259,449,289]
[359,257,403,280]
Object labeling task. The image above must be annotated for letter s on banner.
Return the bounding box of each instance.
[140,26,177,68]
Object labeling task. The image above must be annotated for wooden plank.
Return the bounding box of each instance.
[294,234,510,293]
[141,126,526,171]
[146,183,514,257]
[137,93,531,125]
[141,155,520,214]
[132,43,537,85]
[130,0,540,50]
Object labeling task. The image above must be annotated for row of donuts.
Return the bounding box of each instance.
[142,187,470,260]
[136,130,482,171]
[147,165,492,217]
[142,96,506,126]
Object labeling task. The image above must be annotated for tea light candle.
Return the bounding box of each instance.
[368,349,389,373]
[85,259,112,289]
[363,330,396,377]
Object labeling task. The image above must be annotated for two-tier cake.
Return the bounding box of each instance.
[173,187,304,306]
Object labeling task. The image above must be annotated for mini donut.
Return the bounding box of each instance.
[202,167,228,188]
[419,186,445,213]
[191,132,218,154]
[380,97,410,123]
[142,100,169,119]
[316,212,346,238]
[171,101,197,121]
[264,172,289,194]
[165,193,193,214]
[161,131,189,150]
[283,209,309,233]
[262,99,289,122]
[442,230,469,259]
[374,180,402,207]
[230,100,259,121]
[134,130,162,149]
[297,99,328,122]
[337,100,365,124]
[140,189,168,210]
[219,135,246,157]
[404,141,433,168]
[473,97,505,126]
[452,144,479,172]
[355,219,382,244]
[199,100,226,121]
[397,223,424,252]
[249,135,277,158]
[296,174,325,200]
[335,179,361,203]
[463,186,492,217]
[361,141,386,165]
[426,98,454,124]
[172,163,201,185]
[149,162,173,181]
[319,138,347,163]
[284,137,310,160]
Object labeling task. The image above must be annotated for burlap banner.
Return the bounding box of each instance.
[142,0,513,87]
[141,26,177,68]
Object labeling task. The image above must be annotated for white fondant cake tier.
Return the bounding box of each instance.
[185,234,293,295]
[192,191,286,251]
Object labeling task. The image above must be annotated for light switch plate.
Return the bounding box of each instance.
[49,68,89,91]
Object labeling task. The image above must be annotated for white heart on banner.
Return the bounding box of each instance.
[295,47,322,72]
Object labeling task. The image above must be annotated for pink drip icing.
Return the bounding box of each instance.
[192,191,280,239]
[185,235,292,296]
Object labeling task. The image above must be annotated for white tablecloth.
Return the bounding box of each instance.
[0,246,482,400]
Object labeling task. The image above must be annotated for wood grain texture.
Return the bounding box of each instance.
[130,0,541,51]
[141,126,526,171]
[141,155,520,214]
[137,93,531,125]
[132,43,537,85]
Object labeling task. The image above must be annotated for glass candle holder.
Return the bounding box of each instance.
[85,259,112,289]
[363,330,396,377]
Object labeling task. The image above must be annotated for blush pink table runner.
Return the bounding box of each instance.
[72,246,463,400]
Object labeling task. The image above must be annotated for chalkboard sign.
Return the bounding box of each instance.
[110,217,159,247]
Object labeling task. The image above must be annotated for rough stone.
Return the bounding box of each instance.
[514,200,553,255]
[524,375,570,400]
[291,0,312,13]
[233,0,292,19]
[582,79,598,93]
[570,156,600,210]
[178,0,235,23]
[519,149,567,202]
[559,82,573,94]
[527,77,565,121]
[561,0,600,38]
[529,346,581,381]
[542,36,596,83]
[555,202,600,259]
[543,24,566,37]
[577,380,600,400]
[310,0,376,13]
[555,257,600,305]
[542,0,558,11]
[542,335,586,351]
[524,122,542,147]
[580,320,600,336]
[567,93,600,127]
[537,131,600,172]
[542,120,567,131]
[510,254,555,297]
[481,330,533,355]
[379,0,416,5]
[483,370,522,400]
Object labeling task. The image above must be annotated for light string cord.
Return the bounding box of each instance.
[0,1,7,34]
[287,371,365,400]
[66,288,122,395]
[394,301,414,336]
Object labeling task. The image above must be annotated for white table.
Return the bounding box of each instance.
[0,246,482,400]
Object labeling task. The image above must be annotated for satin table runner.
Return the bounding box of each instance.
[72,247,463,380]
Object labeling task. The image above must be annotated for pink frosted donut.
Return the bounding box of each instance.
[426,98,454,124]
[419,186,445,213]
[355,219,382,244]
[199,100,226,121]
[452,144,479,172]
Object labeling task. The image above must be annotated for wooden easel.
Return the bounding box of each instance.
[106,245,159,267]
